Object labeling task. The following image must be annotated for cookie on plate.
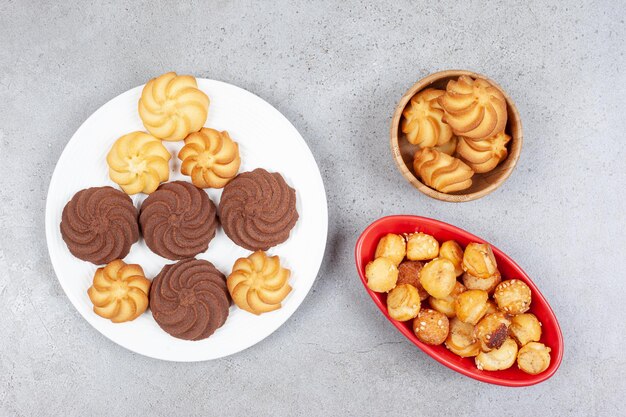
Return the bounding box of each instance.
[60,186,139,265]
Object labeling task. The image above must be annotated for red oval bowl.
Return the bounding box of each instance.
[355,215,563,387]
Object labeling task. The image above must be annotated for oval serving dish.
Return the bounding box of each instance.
[355,215,563,387]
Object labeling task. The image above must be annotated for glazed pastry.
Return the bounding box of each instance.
[401,88,453,147]
[517,342,551,375]
[457,132,510,174]
[439,240,464,277]
[462,243,498,279]
[386,284,421,321]
[87,260,150,323]
[365,257,398,293]
[406,232,439,261]
[227,251,291,315]
[413,148,474,193]
[475,338,518,371]
[429,281,466,318]
[138,72,209,141]
[462,270,502,294]
[413,309,449,345]
[60,186,139,265]
[397,261,429,301]
[178,128,241,188]
[107,131,171,195]
[445,317,481,357]
[438,75,508,140]
[219,169,298,251]
[419,258,457,299]
[139,181,218,260]
[433,136,458,156]
[455,289,489,325]
[509,313,542,346]
[474,312,511,352]
[493,279,532,314]
[150,259,229,340]
[375,233,406,266]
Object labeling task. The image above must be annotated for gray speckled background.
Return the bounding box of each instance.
[1,0,624,416]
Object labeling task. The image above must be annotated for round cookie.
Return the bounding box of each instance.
[150,259,230,341]
[219,168,298,251]
[60,186,139,265]
[139,181,218,260]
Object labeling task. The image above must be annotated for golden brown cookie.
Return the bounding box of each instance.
[107,131,171,195]
[494,279,532,314]
[455,289,489,325]
[429,281,466,318]
[475,338,518,371]
[387,284,421,321]
[413,148,474,193]
[474,312,511,352]
[87,260,150,323]
[138,72,209,141]
[413,309,449,345]
[406,232,439,261]
[365,257,398,292]
[397,261,429,301]
[227,251,291,315]
[439,240,464,277]
[401,88,453,147]
[462,270,502,294]
[445,317,480,357]
[179,128,241,188]
[462,243,498,279]
[457,132,510,173]
[374,233,406,265]
[517,342,551,375]
[438,75,508,140]
[419,258,457,299]
[433,136,458,156]
[509,313,542,346]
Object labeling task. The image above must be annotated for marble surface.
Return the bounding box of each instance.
[0,1,624,416]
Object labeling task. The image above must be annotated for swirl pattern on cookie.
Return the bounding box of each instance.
[178,128,241,188]
[139,181,218,260]
[107,131,171,195]
[413,148,474,193]
[87,260,151,323]
[138,72,209,141]
[219,169,298,251]
[402,88,453,147]
[457,132,510,173]
[438,76,507,140]
[227,251,292,315]
[60,186,139,265]
[150,259,229,340]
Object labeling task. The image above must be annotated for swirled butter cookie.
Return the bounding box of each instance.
[150,259,229,340]
[178,128,241,188]
[457,132,510,174]
[219,169,298,251]
[138,72,209,141]
[60,186,139,265]
[413,148,474,193]
[139,181,218,260]
[107,131,171,195]
[401,88,453,147]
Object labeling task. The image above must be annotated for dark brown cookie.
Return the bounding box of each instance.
[219,168,298,251]
[60,186,139,265]
[150,259,230,340]
[139,181,218,260]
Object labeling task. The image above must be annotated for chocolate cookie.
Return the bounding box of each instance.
[150,259,230,340]
[60,186,139,265]
[139,181,218,260]
[219,168,298,251]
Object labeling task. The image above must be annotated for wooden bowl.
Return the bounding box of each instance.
[390,70,523,202]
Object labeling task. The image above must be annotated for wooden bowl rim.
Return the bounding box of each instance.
[390,70,523,203]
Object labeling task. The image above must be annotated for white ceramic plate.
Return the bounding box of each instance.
[45,79,328,361]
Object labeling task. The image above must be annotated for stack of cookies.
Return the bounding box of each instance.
[59,72,299,341]
[402,75,511,194]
